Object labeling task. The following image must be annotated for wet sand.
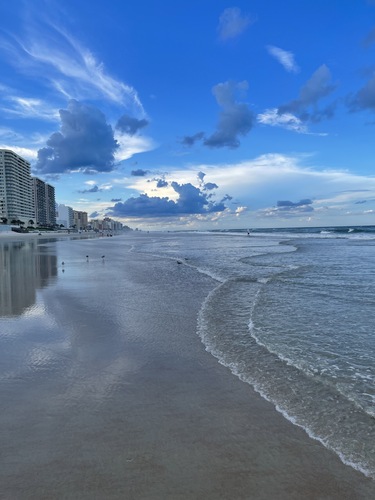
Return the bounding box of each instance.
[1,235,375,499]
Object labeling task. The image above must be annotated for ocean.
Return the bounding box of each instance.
[129,226,375,478]
[1,226,375,483]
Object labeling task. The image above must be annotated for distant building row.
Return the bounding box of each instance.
[0,149,126,231]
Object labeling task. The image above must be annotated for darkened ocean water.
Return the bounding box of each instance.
[1,227,375,483]
[131,227,375,478]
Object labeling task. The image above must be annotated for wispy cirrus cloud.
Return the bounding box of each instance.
[1,20,145,115]
[217,7,254,41]
[1,96,60,121]
[266,45,299,73]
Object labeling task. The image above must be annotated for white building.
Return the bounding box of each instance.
[56,203,74,228]
[0,149,34,223]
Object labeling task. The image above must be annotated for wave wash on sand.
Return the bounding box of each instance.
[0,231,375,499]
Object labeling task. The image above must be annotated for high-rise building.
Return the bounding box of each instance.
[45,182,56,226]
[31,177,56,227]
[0,149,34,223]
[31,177,46,225]
[73,210,88,230]
[56,203,74,228]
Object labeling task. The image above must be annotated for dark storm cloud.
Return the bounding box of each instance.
[277,199,314,212]
[180,132,205,146]
[89,211,100,218]
[204,81,254,149]
[116,114,149,135]
[131,168,148,176]
[107,181,227,218]
[78,185,100,193]
[278,65,337,122]
[36,100,119,174]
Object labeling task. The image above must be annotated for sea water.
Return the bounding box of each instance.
[130,227,375,478]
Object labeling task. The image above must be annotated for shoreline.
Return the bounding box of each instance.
[1,235,375,498]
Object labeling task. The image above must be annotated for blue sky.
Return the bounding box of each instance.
[1,0,375,230]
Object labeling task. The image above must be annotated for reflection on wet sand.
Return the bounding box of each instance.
[0,241,57,317]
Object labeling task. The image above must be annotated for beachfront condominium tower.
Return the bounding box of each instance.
[0,149,34,223]
[56,203,74,229]
[73,210,88,230]
[31,177,57,227]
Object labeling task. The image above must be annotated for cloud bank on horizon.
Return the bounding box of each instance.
[1,1,375,229]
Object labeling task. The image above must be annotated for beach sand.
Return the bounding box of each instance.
[1,234,375,499]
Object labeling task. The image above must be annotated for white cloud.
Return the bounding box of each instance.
[257,108,328,135]
[114,132,157,161]
[267,45,299,73]
[2,22,145,114]
[218,8,254,41]
[2,96,60,121]
[0,144,38,160]
[257,108,308,133]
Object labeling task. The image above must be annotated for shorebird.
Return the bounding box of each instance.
[101,255,105,261]
[61,261,65,266]
[86,255,89,261]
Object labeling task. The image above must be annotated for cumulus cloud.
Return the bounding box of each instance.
[348,73,375,113]
[197,171,218,191]
[107,180,227,218]
[266,45,299,73]
[278,65,337,122]
[156,178,168,188]
[78,185,100,193]
[217,7,253,41]
[204,182,219,191]
[36,100,118,174]
[131,168,148,176]
[277,199,313,210]
[204,81,254,148]
[180,131,204,146]
[116,114,149,135]
[259,199,314,218]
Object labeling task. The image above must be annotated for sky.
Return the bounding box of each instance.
[1,0,375,230]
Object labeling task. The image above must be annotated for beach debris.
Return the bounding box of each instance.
[177,260,182,264]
